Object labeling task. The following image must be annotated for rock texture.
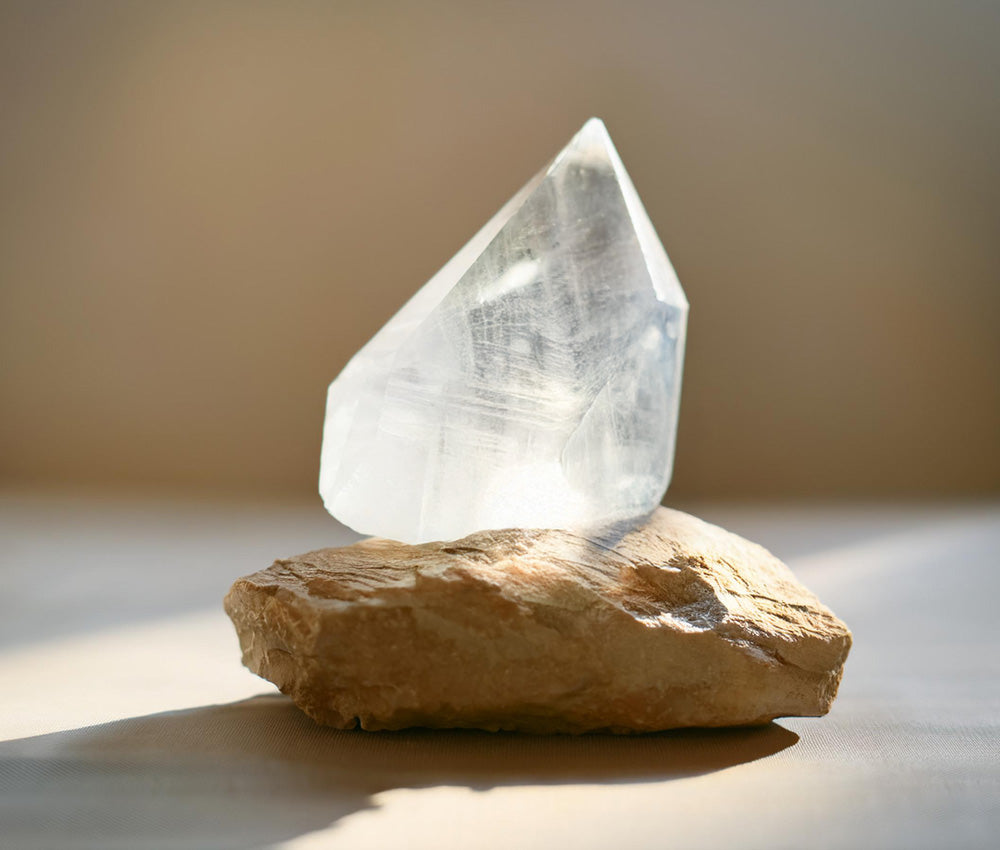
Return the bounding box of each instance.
[225,508,851,733]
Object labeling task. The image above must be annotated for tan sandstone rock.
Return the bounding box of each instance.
[224,508,851,733]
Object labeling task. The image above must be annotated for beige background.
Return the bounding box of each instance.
[2,0,998,501]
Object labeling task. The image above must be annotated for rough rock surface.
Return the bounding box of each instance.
[224,508,851,733]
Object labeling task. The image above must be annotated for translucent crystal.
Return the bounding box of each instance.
[320,118,688,543]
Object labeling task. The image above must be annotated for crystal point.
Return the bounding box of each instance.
[320,118,688,543]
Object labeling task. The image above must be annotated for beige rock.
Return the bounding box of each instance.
[224,508,851,733]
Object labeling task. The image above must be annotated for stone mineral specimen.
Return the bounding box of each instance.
[225,508,851,733]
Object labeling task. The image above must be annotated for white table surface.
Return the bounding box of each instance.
[1,488,997,849]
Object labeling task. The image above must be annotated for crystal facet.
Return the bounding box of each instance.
[320,118,688,543]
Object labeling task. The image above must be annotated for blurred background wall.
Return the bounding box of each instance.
[1,0,998,503]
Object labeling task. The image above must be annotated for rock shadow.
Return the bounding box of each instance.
[0,693,798,850]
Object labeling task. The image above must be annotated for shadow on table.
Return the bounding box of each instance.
[0,693,798,849]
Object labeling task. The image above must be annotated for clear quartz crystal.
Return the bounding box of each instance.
[320,118,688,543]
